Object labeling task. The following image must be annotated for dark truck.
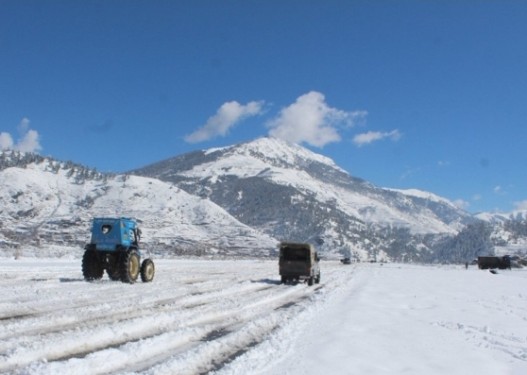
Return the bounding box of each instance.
[279,242,321,286]
[477,255,511,270]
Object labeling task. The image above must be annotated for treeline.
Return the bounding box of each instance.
[429,222,494,263]
[370,221,495,264]
[503,213,527,239]
[0,150,46,169]
[0,150,112,183]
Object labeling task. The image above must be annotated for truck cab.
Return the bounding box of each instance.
[279,242,321,286]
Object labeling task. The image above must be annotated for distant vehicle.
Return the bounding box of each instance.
[340,257,351,265]
[82,217,155,283]
[279,242,320,286]
[477,255,511,270]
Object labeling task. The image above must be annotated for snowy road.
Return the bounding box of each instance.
[1,258,526,374]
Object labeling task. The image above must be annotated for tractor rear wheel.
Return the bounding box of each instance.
[120,250,140,283]
[82,250,103,281]
[140,258,155,282]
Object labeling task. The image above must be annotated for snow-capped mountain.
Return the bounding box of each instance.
[5,139,523,261]
[131,137,476,261]
[0,151,277,258]
[475,210,527,224]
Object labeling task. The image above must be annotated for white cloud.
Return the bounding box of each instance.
[514,200,527,211]
[0,132,14,149]
[17,129,42,153]
[185,100,264,143]
[17,117,30,133]
[349,110,369,126]
[0,117,42,153]
[267,91,366,147]
[352,129,401,147]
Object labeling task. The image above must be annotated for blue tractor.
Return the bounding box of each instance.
[82,217,155,283]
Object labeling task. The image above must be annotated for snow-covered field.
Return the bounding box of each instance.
[1,258,526,374]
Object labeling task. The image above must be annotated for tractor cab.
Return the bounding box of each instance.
[83,217,154,284]
[90,217,141,252]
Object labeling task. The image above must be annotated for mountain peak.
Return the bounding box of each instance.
[230,137,340,169]
[197,137,346,179]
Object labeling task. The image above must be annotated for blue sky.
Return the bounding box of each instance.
[1,1,526,214]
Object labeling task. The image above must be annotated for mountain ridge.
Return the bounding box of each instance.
[0,151,277,258]
[131,137,480,261]
[2,138,526,261]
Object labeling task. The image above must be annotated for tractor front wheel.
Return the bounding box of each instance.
[140,258,155,282]
[82,250,103,281]
[120,250,140,283]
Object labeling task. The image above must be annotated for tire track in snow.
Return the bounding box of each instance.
[0,270,247,342]
[64,285,321,375]
[75,284,317,372]
[133,285,326,375]
[0,259,343,374]
[0,280,273,371]
[1,288,316,371]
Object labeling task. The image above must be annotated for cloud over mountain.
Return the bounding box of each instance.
[267,91,366,148]
[0,117,42,153]
[185,101,264,143]
[353,129,401,147]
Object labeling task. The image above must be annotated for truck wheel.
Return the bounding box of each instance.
[308,276,314,286]
[140,258,155,282]
[315,273,321,284]
[82,250,103,281]
[120,250,140,283]
[281,276,287,284]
